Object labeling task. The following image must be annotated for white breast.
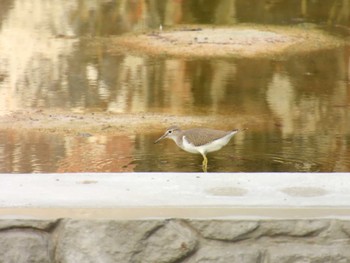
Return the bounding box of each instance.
[181,136,202,154]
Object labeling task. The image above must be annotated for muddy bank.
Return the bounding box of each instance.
[109,24,347,58]
[0,110,254,136]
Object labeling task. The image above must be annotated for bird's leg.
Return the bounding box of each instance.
[201,154,208,172]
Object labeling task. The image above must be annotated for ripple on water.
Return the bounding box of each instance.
[270,155,322,172]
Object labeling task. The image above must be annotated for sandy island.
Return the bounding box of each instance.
[109,24,346,58]
[1,25,347,135]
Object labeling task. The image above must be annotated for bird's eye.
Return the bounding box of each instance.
[168,130,172,134]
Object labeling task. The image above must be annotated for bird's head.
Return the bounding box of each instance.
[154,125,181,144]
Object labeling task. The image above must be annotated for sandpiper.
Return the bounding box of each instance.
[154,126,243,172]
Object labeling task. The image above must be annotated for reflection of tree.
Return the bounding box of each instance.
[62,0,350,34]
[235,0,300,24]
[235,0,350,27]
[264,48,350,171]
[267,48,349,136]
[1,0,349,113]
[1,0,350,172]
[0,130,65,173]
[0,0,78,112]
[328,0,350,26]
[73,0,148,35]
[0,130,136,173]
[56,135,135,172]
[0,0,13,28]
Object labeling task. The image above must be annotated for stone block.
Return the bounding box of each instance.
[267,244,350,263]
[55,219,198,263]
[55,219,165,263]
[0,229,51,263]
[257,219,330,238]
[0,219,58,231]
[134,220,198,263]
[0,218,349,263]
[340,220,350,237]
[184,243,262,263]
[189,220,259,241]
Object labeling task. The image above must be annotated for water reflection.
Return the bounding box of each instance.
[0,0,349,114]
[0,0,349,172]
[0,130,65,173]
[0,130,135,173]
[1,129,350,172]
[0,0,78,115]
[57,133,135,173]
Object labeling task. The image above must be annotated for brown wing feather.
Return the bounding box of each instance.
[184,128,232,146]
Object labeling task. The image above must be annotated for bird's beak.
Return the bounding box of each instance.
[154,133,167,144]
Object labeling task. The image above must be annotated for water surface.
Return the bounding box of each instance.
[0,0,349,172]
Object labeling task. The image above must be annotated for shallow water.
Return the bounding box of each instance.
[1,127,349,173]
[0,0,350,172]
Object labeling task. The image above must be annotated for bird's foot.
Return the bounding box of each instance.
[202,157,208,172]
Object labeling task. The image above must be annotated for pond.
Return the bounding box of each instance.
[0,0,349,173]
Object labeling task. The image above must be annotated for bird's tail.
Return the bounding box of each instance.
[233,128,248,132]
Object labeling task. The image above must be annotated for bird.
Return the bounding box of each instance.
[154,125,243,172]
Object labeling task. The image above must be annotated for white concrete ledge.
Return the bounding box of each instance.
[1,172,350,261]
[0,173,349,209]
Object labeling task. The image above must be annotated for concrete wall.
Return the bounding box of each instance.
[1,218,350,263]
[1,173,350,262]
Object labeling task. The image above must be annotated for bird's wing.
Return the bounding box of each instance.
[184,129,230,147]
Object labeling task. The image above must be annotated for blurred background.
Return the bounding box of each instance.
[0,0,349,173]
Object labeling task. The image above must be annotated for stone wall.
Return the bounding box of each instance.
[1,218,350,263]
